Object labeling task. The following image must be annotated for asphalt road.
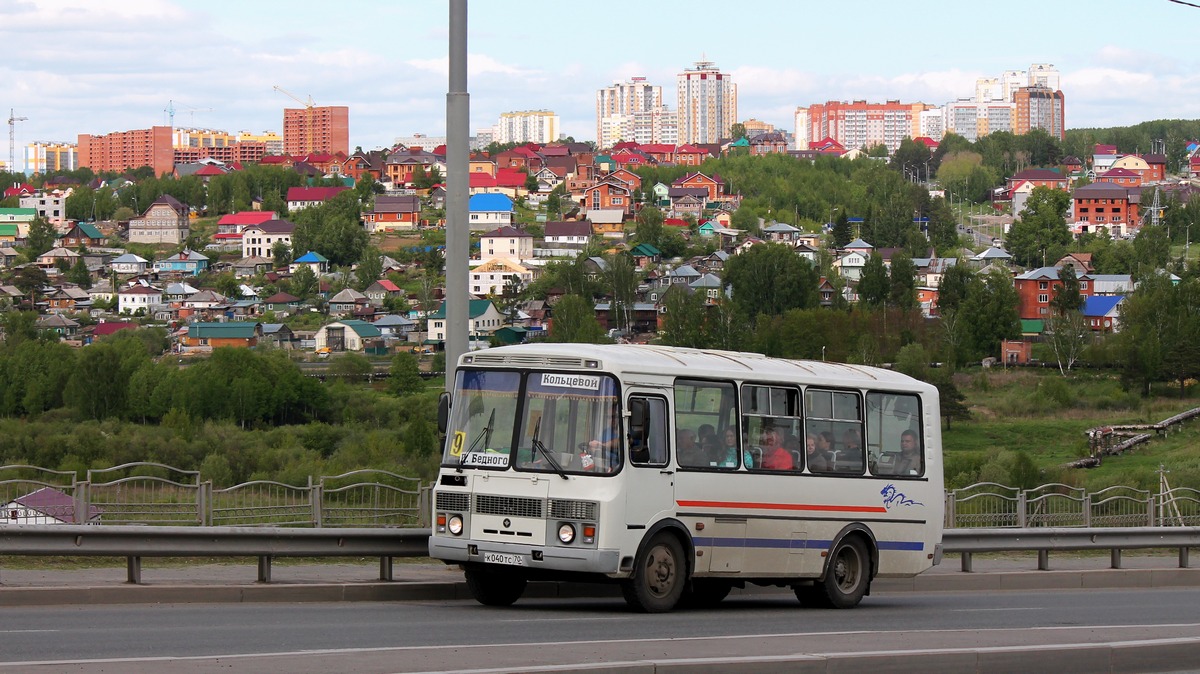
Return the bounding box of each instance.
[3,586,1199,673]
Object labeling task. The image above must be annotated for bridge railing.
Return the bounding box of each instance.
[945,482,1176,528]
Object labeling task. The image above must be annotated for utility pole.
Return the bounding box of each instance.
[445,0,469,384]
[8,109,28,174]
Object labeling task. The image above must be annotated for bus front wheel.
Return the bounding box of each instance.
[621,533,686,613]
[464,566,527,607]
[801,536,870,609]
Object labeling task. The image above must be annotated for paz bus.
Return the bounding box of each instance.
[429,343,944,612]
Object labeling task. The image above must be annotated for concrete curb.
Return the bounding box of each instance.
[3,566,1199,606]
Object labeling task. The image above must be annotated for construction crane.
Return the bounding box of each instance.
[273,85,315,155]
[8,109,28,175]
[165,100,214,129]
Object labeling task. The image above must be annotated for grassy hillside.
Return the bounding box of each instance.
[942,368,1200,492]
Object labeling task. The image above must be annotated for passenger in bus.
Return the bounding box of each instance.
[759,427,793,470]
[677,428,706,466]
[807,432,834,472]
[891,430,922,475]
[719,428,741,467]
[841,429,862,456]
[700,437,721,466]
[697,423,718,449]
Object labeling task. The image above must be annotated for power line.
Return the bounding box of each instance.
[1168,0,1200,8]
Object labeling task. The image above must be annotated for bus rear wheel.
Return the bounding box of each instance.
[464,566,527,607]
[621,533,686,613]
[802,536,870,609]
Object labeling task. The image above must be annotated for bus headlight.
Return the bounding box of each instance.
[558,523,576,544]
[448,514,464,536]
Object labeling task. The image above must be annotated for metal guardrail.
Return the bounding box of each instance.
[941,526,1200,572]
[944,482,1200,528]
[0,524,431,584]
[2,525,1196,587]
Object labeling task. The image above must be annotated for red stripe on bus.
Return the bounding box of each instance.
[676,500,889,513]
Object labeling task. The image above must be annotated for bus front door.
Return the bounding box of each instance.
[624,395,674,527]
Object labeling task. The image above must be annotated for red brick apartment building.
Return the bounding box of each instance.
[78,126,174,177]
[283,106,349,156]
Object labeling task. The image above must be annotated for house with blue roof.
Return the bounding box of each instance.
[468,194,513,232]
[291,251,329,275]
[1083,295,1124,333]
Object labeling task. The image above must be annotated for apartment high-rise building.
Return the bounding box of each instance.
[947,64,1063,142]
[793,107,811,150]
[24,141,77,174]
[237,131,284,155]
[596,77,672,148]
[77,126,174,176]
[282,106,349,156]
[676,60,737,144]
[496,110,560,145]
[802,100,928,154]
[1014,85,1066,140]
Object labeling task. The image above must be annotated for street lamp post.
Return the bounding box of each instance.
[829,205,839,230]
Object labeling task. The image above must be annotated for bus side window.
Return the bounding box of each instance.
[629,396,668,467]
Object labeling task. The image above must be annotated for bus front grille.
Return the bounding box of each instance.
[436,491,470,512]
[549,499,597,521]
[475,494,543,518]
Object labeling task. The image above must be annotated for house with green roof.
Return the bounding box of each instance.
[0,224,19,245]
[0,208,35,238]
[314,319,383,352]
[426,299,505,343]
[59,222,105,248]
[182,322,262,350]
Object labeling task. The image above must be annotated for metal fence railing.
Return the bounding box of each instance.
[3,461,1198,532]
[1,463,431,528]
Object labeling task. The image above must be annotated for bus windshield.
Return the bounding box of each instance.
[443,369,621,475]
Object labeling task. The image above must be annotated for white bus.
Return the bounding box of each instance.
[430,343,944,612]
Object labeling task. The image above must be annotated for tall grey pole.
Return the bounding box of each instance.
[445,0,469,388]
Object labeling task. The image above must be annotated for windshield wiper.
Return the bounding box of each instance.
[530,416,568,480]
[458,408,495,470]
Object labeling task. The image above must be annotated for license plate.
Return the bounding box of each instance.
[483,552,525,566]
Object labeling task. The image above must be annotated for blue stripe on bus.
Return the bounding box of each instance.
[692,537,924,552]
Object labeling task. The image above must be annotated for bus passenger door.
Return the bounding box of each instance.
[623,395,674,527]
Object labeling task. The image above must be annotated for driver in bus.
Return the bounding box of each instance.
[890,430,922,475]
[586,405,622,472]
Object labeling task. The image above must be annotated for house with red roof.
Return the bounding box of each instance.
[384,147,440,185]
[494,146,542,172]
[4,183,35,199]
[1096,167,1142,187]
[340,150,385,182]
[809,137,846,154]
[584,179,633,217]
[258,155,295,167]
[215,211,277,245]
[364,279,403,307]
[672,172,724,202]
[286,186,349,211]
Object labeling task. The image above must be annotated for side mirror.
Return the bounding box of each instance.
[628,398,648,441]
[437,391,450,434]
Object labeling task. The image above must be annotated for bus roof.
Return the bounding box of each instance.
[460,343,934,393]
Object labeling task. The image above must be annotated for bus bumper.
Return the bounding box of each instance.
[429,536,622,575]
[932,542,944,566]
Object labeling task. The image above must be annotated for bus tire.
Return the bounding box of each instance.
[464,566,527,607]
[682,579,732,608]
[621,533,686,613]
[809,536,870,609]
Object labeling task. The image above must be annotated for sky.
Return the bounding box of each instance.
[3,0,1200,167]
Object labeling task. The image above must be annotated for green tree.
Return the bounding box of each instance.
[660,286,708,348]
[66,259,93,289]
[887,252,918,310]
[729,122,747,140]
[272,240,292,267]
[831,211,852,248]
[602,252,638,333]
[1132,223,1170,279]
[723,243,819,325]
[857,254,889,308]
[1049,265,1085,315]
[23,217,57,259]
[548,294,605,343]
[958,268,1021,361]
[388,351,425,395]
[354,246,384,291]
[63,331,152,419]
[1005,186,1072,268]
[635,205,665,249]
[289,264,318,300]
